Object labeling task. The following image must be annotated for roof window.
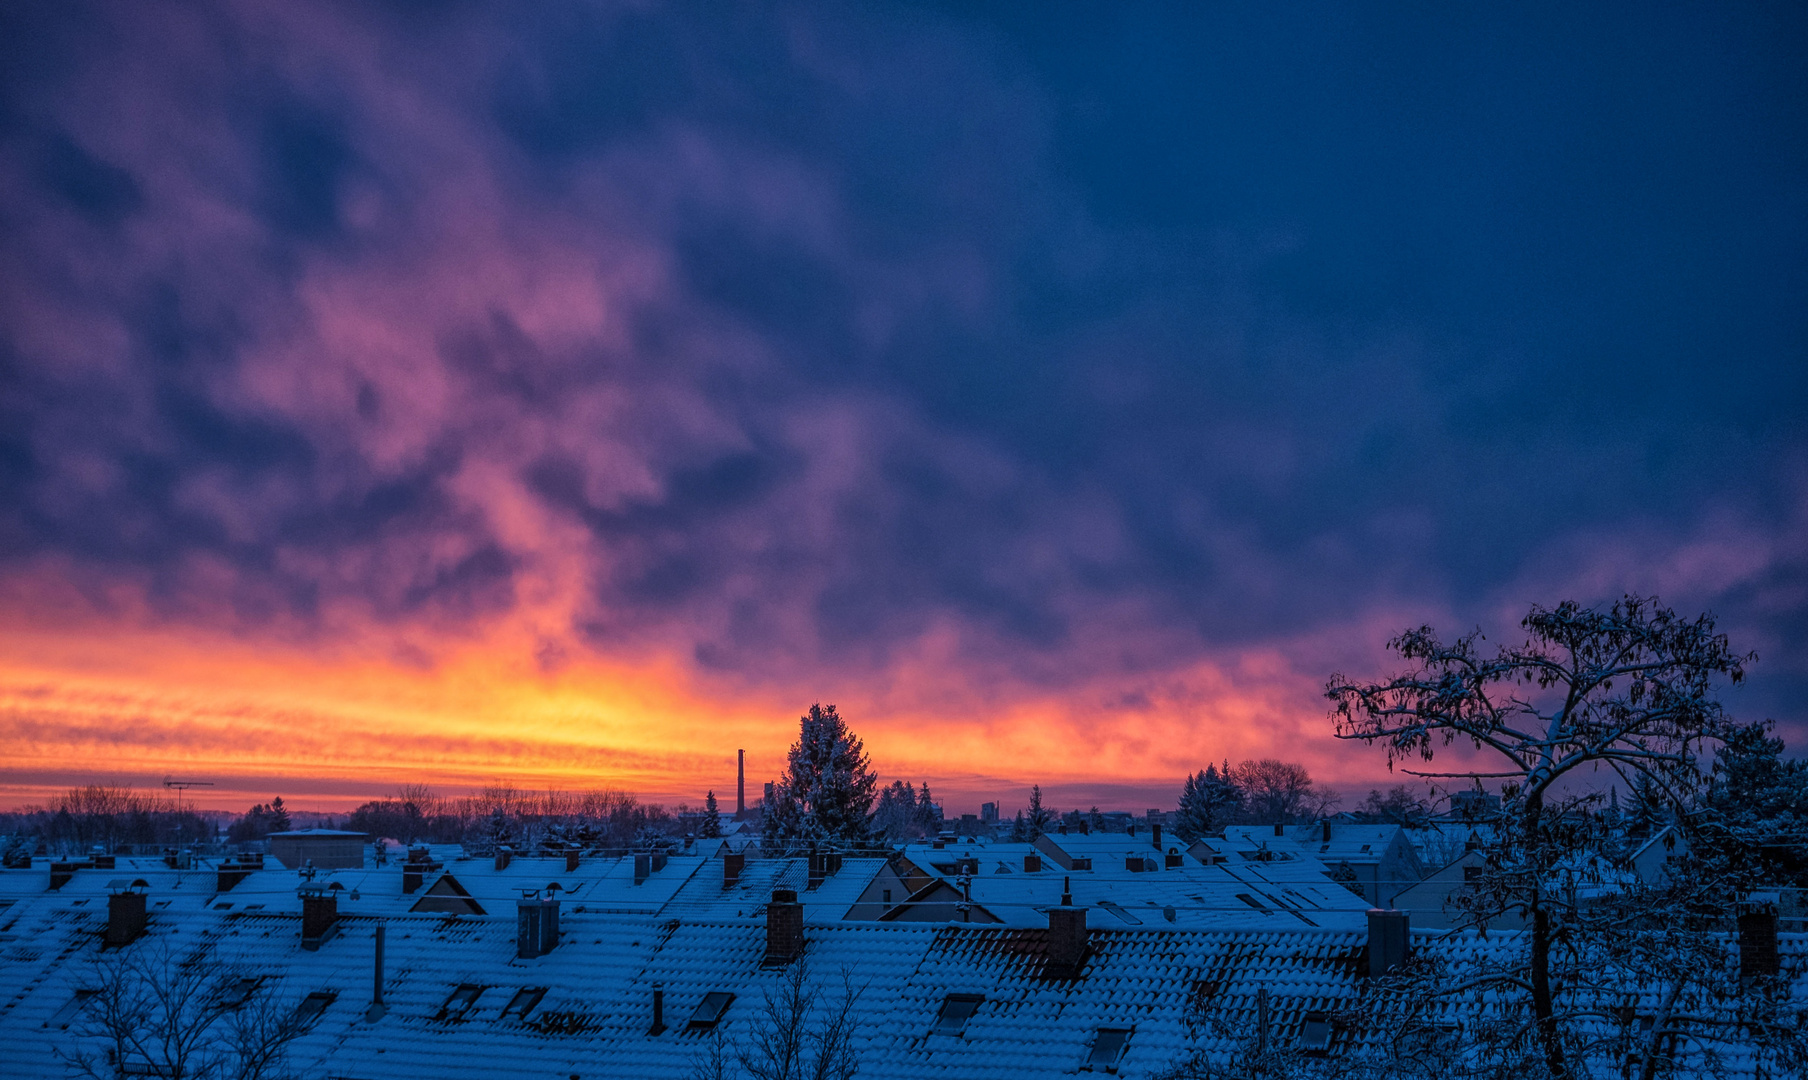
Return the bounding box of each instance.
[437,984,484,1020]
[1086,1027,1133,1072]
[46,989,98,1030]
[501,987,547,1020]
[1098,901,1142,925]
[1300,1011,1332,1053]
[219,978,260,1008]
[1235,893,1268,912]
[933,994,983,1035]
[294,992,335,1027]
[687,991,735,1031]
[213,902,233,911]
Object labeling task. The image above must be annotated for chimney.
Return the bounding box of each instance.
[652,851,669,873]
[566,849,580,873]
[737,750,746,819]
[765,889,804,964]
[402,867,423,894]
[495,847,513,872]
[1366,909,1409,978]
[541,891,561,953]
[724,850,746,889]
[1151,823,1162,850]
[1024,853,1042,873]
[1738,895,1781,980]
[517,897,546,959]
[807,851,826,891]
[1165,848,1184,869]
[650,983,667,1035]
[1323,820,1332,842]
[1273,822,1284,837]
[1047,876,1087,978]
[301,886,340,951]
[634,853,650,884]
[106,879,148,946]
[367,924,388,1021]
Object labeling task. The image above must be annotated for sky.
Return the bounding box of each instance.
[1,2,1804,815]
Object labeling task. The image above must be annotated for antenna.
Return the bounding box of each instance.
[163,777,215,815]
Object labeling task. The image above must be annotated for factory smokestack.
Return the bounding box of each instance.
[737,749,746,819]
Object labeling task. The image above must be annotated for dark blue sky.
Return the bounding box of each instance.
[0,2,1803,797]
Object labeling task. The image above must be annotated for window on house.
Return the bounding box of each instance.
[437,984,484,1020]
[46,989,98,1029]
[882,889,892,904]
[501,987,547,1020]
[294,992,335,1027]
[1086,1027,1132,1072]
[218,978,259,1008]
[1300,1012,1332,1052]
[932,994,983,1035]
[1464,866,1485,883]
[687,991,735,1031]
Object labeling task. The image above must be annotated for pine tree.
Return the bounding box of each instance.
[913,782,939,836]
[268,797,292,834]
[1025,785,1052,840]
[1010,811,1027,842]
[701,791,722,838]
[762,703,878,851]
[1175,765,1240,842]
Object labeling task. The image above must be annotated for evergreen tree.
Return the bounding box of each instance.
[913,782,939,836]
[1174,765,1240,841]
[1025,785,1052,840]
[1009,811,1027,843]
[762,703,878,851]
[701,790,722,838]
[268,796,292,833]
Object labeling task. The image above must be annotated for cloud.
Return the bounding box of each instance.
[0,2,1801,803]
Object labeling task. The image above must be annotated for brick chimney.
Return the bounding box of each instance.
[1151,823,1162,850]
[495,847,513,872]
[216,861,252,893]
[765,889,804,964]
[1366,909,1409,978]
[1323,819,1333,842]
[1047,876,1087,978]
[106,880,148,946]
[301,886,340,951]
[1165,848,1184,869]
[566,848,581,873]
[517,893,560,959]
[724,850,746,889]
[634,853,650,884]
[1024,853,1042,873]
[1738,895,1781,980]
[807,851,826,890]
[402,866,423,894]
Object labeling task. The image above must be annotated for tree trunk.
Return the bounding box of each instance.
[1530,904,1566,1078]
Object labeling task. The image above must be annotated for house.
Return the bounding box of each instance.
[1223,823,1425,907]
[0,845,1799,1079]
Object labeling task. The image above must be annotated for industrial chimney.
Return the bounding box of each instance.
[737,750,746,819]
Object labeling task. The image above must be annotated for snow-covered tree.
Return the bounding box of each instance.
[1024,785,1052,840]
[1328,596,1753,1080]
[1174,764,1240,841]
[700,791,722,839]
[762,704,878,852]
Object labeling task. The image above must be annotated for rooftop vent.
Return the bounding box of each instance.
[1366,908,1409,978]
[765,889,804,964]
[649,983,666,1036]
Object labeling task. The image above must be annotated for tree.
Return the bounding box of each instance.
[1024,785,1052,840]
[872,780,921,841]
[266,797,291,834]
[1175,764,1241,841]
[1358,784,1431,827]
[701,791,722,839]
[913,782,940,837]
[1327,596,1751,1080]
[734,961,864,1080]
[762,704,878,851]
[1227,760,1319,825]
[61,940,309,1080]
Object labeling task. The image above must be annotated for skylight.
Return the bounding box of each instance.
[501,987,547,1020]
[1301,1011,1332,1052]
[1235,893,1268,912]
[219,978,259,1008]
[46,989,97,1030]
[437,984,484,1020]
[1086,1027,1132,1072]
[932,994,983,1035]
[686,991,735,1030]
[1098,901,1142,925]
[294,992,335,1027]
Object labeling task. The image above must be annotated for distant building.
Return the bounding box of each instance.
[979,802,999,824]
[266,829,367,870]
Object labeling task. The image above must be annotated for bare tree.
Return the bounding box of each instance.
[735,961,865,1080]
[61,940,309,1080]
[1326,596,1752,1080]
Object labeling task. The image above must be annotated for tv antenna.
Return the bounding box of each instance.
[163,777,214,814]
